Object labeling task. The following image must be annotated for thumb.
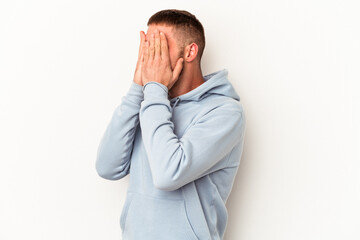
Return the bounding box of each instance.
[172,58,184,81]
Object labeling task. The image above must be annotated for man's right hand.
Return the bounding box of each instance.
[133,31,146,86]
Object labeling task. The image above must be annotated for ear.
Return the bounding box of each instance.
[184,43,199,63]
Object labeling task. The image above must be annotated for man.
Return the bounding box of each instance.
[96,9,246,240]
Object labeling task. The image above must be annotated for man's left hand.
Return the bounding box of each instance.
[141,31,184,89]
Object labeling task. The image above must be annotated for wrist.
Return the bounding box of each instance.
[142,81,169,98]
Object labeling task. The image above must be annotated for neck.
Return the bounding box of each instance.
[168,63,204,99]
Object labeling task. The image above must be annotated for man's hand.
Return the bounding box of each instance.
[133,31,146,86]
[141,31,184,89]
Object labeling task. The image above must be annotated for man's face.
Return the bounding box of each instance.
[146,24,183,71]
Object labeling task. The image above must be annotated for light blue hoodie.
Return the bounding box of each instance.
[96,69,246,240]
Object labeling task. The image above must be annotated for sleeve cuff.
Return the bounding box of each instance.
[124,82,144,105]
[142,82,169,99]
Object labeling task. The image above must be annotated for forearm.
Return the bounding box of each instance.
[139,82,245,191]
[96,82,143,180]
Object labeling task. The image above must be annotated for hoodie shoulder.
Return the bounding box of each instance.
[206,95,244,114]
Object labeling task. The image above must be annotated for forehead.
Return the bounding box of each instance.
[146,24,176,42]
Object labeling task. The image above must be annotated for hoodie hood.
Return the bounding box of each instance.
[169,69,240,105]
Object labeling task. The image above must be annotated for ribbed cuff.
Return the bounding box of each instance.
[124,82,144,105]
[142,82,168,99]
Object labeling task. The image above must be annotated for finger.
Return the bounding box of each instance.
[172,58,184,81]
[140,38,147,63]
[154,31,161,60]
[136,33,146,68]
[143,41,149,63]
[149,33,155,60]
[138,31,146,60]
[160,31,169,60]
[137,52,144,69]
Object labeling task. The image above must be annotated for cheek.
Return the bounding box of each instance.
[168,52,176,70]
[169,57,175,70]
[169,50,182,70]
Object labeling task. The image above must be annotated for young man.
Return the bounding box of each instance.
[96,9,246,240]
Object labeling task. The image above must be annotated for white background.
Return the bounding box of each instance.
[1,0,359,239]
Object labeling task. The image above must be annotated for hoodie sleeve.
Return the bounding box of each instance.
[140,82,245,191]
[95,82,143,180]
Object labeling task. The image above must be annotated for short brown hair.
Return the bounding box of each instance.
[147,9,205,61]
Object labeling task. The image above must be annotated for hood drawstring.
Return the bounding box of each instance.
[171,97,180,114]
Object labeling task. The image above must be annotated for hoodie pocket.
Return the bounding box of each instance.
[122,193,198,240]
